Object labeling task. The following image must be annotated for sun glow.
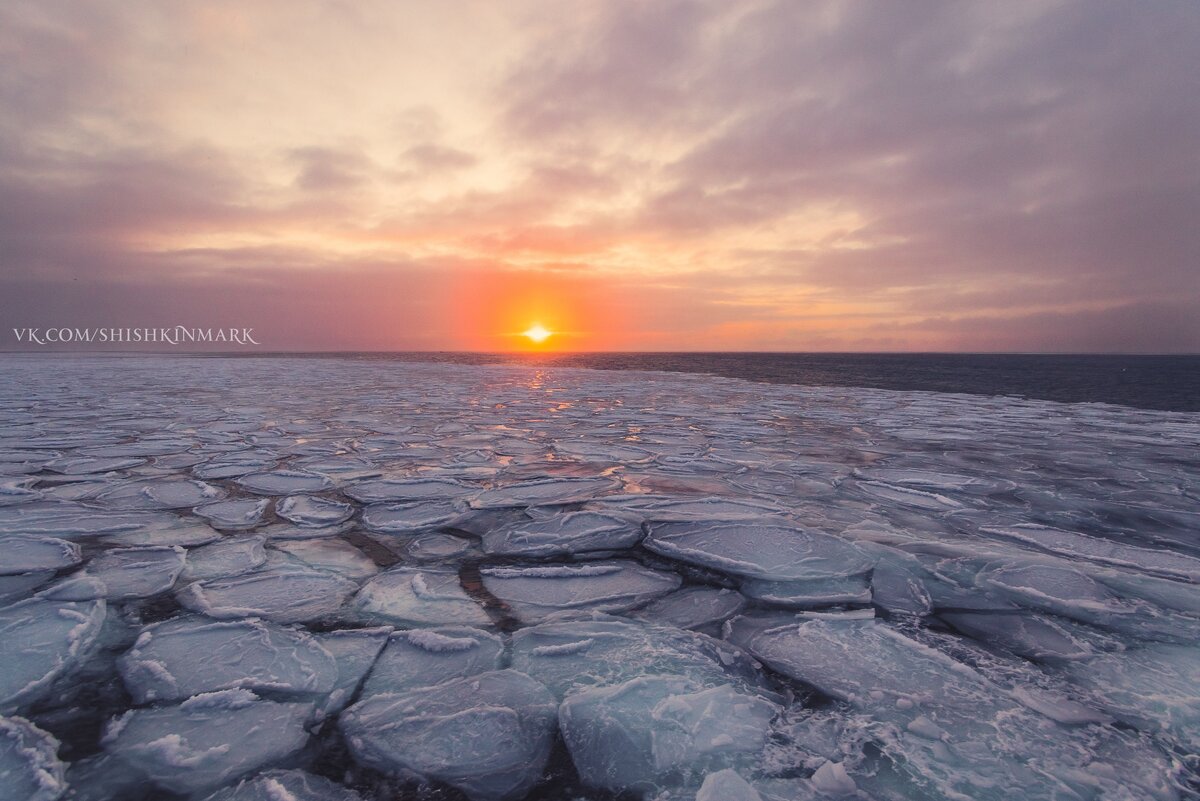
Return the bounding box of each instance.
[522,323,553,343]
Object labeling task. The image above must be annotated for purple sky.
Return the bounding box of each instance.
[2,1,1198,351]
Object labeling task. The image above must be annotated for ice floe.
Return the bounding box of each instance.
[178,564,357,623]
[0,597,106,713]
[340,670,557,801]
[0,715,65,801]
[353,567,489,627]
[101,691,312,795]
[118,616,338,704]
[480,561,681,622]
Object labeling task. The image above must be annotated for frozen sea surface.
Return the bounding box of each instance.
[0,354,1197,801]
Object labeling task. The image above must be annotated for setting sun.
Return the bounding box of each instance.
[522,323,552,344]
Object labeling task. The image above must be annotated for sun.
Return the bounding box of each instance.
[522,323,553,344]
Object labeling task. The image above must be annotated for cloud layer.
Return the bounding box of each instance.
[2,0,1197,351]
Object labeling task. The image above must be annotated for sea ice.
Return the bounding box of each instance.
[981,523,1200,580]
[360,627,505,697]
[199,769,365,801]
[270,538,378,580]
[102,691,313,795]
[79,545,186,600]
[739,574,871,607]
[94,479,223,510]
[470,477,621,509]
[559,676,779,793]
[510,616,774,701]
[44,456,145,475]
[696,769,763,801]
[181,536,268,581]
[275,495,354,527]
[353,567,490,627]
[311,627,390,720]
[480,510,642,557]
[940,611,1094,663]
[0,535,81,575]
[360,500,465,533]
[0,503,216,545]
[178,564,358,623]
[235,470,334,495]
[630,586,746,631]
[193,499,270,530]
[340,670,557,801]
[405,532,475,561]
[0,596,106,713]
[118,616,339,703]
[978,561,1134,623]
[344,477,477,503]
[0,715,65,801]
[1065,643,1200,749]
[644,522,873,581]
[0,571,54,605]
[480,561,681,622]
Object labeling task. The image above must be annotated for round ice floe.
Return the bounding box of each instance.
[978,562,1130,621]
[360,500,464,533]
[630,586,746,631]
[405,532,474,561]
[81,545,187,599]
[740,574,872,607]
[275,495,353,527]
[44,456,146,475]
[559,675,779,793]
[193,499,270,530]
[0,597,106,713]
[941,612,1094,663]
[0,503,154,538]
[178,565,358,624]
[235,470,334,495]
[746,618,996,708]
[0,536,81,575]
[199,769,365,801]
[101,692,313,795]
[353,567,489,627]
[0,715,65,801]
[340,670,558,801]
[510,617,774,702]
[270,539,378,580]
[93,479,224,510]
[182,537,268,581]
[118,617,338,704]
[481,510,643,557]
[644,522,873,582]
[192,458,278,480]
[469,476,622,509]
[480,561,681,623]
[360,627,505,697]
[343,477,476,503]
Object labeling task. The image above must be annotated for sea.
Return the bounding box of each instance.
[243,352,1200,412]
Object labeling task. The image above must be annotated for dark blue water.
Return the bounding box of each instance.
[247,353,1200,413]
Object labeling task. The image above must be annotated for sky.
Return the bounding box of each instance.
[1,1,1197,353]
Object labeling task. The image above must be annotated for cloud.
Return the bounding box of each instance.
[0,0,1196,351]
